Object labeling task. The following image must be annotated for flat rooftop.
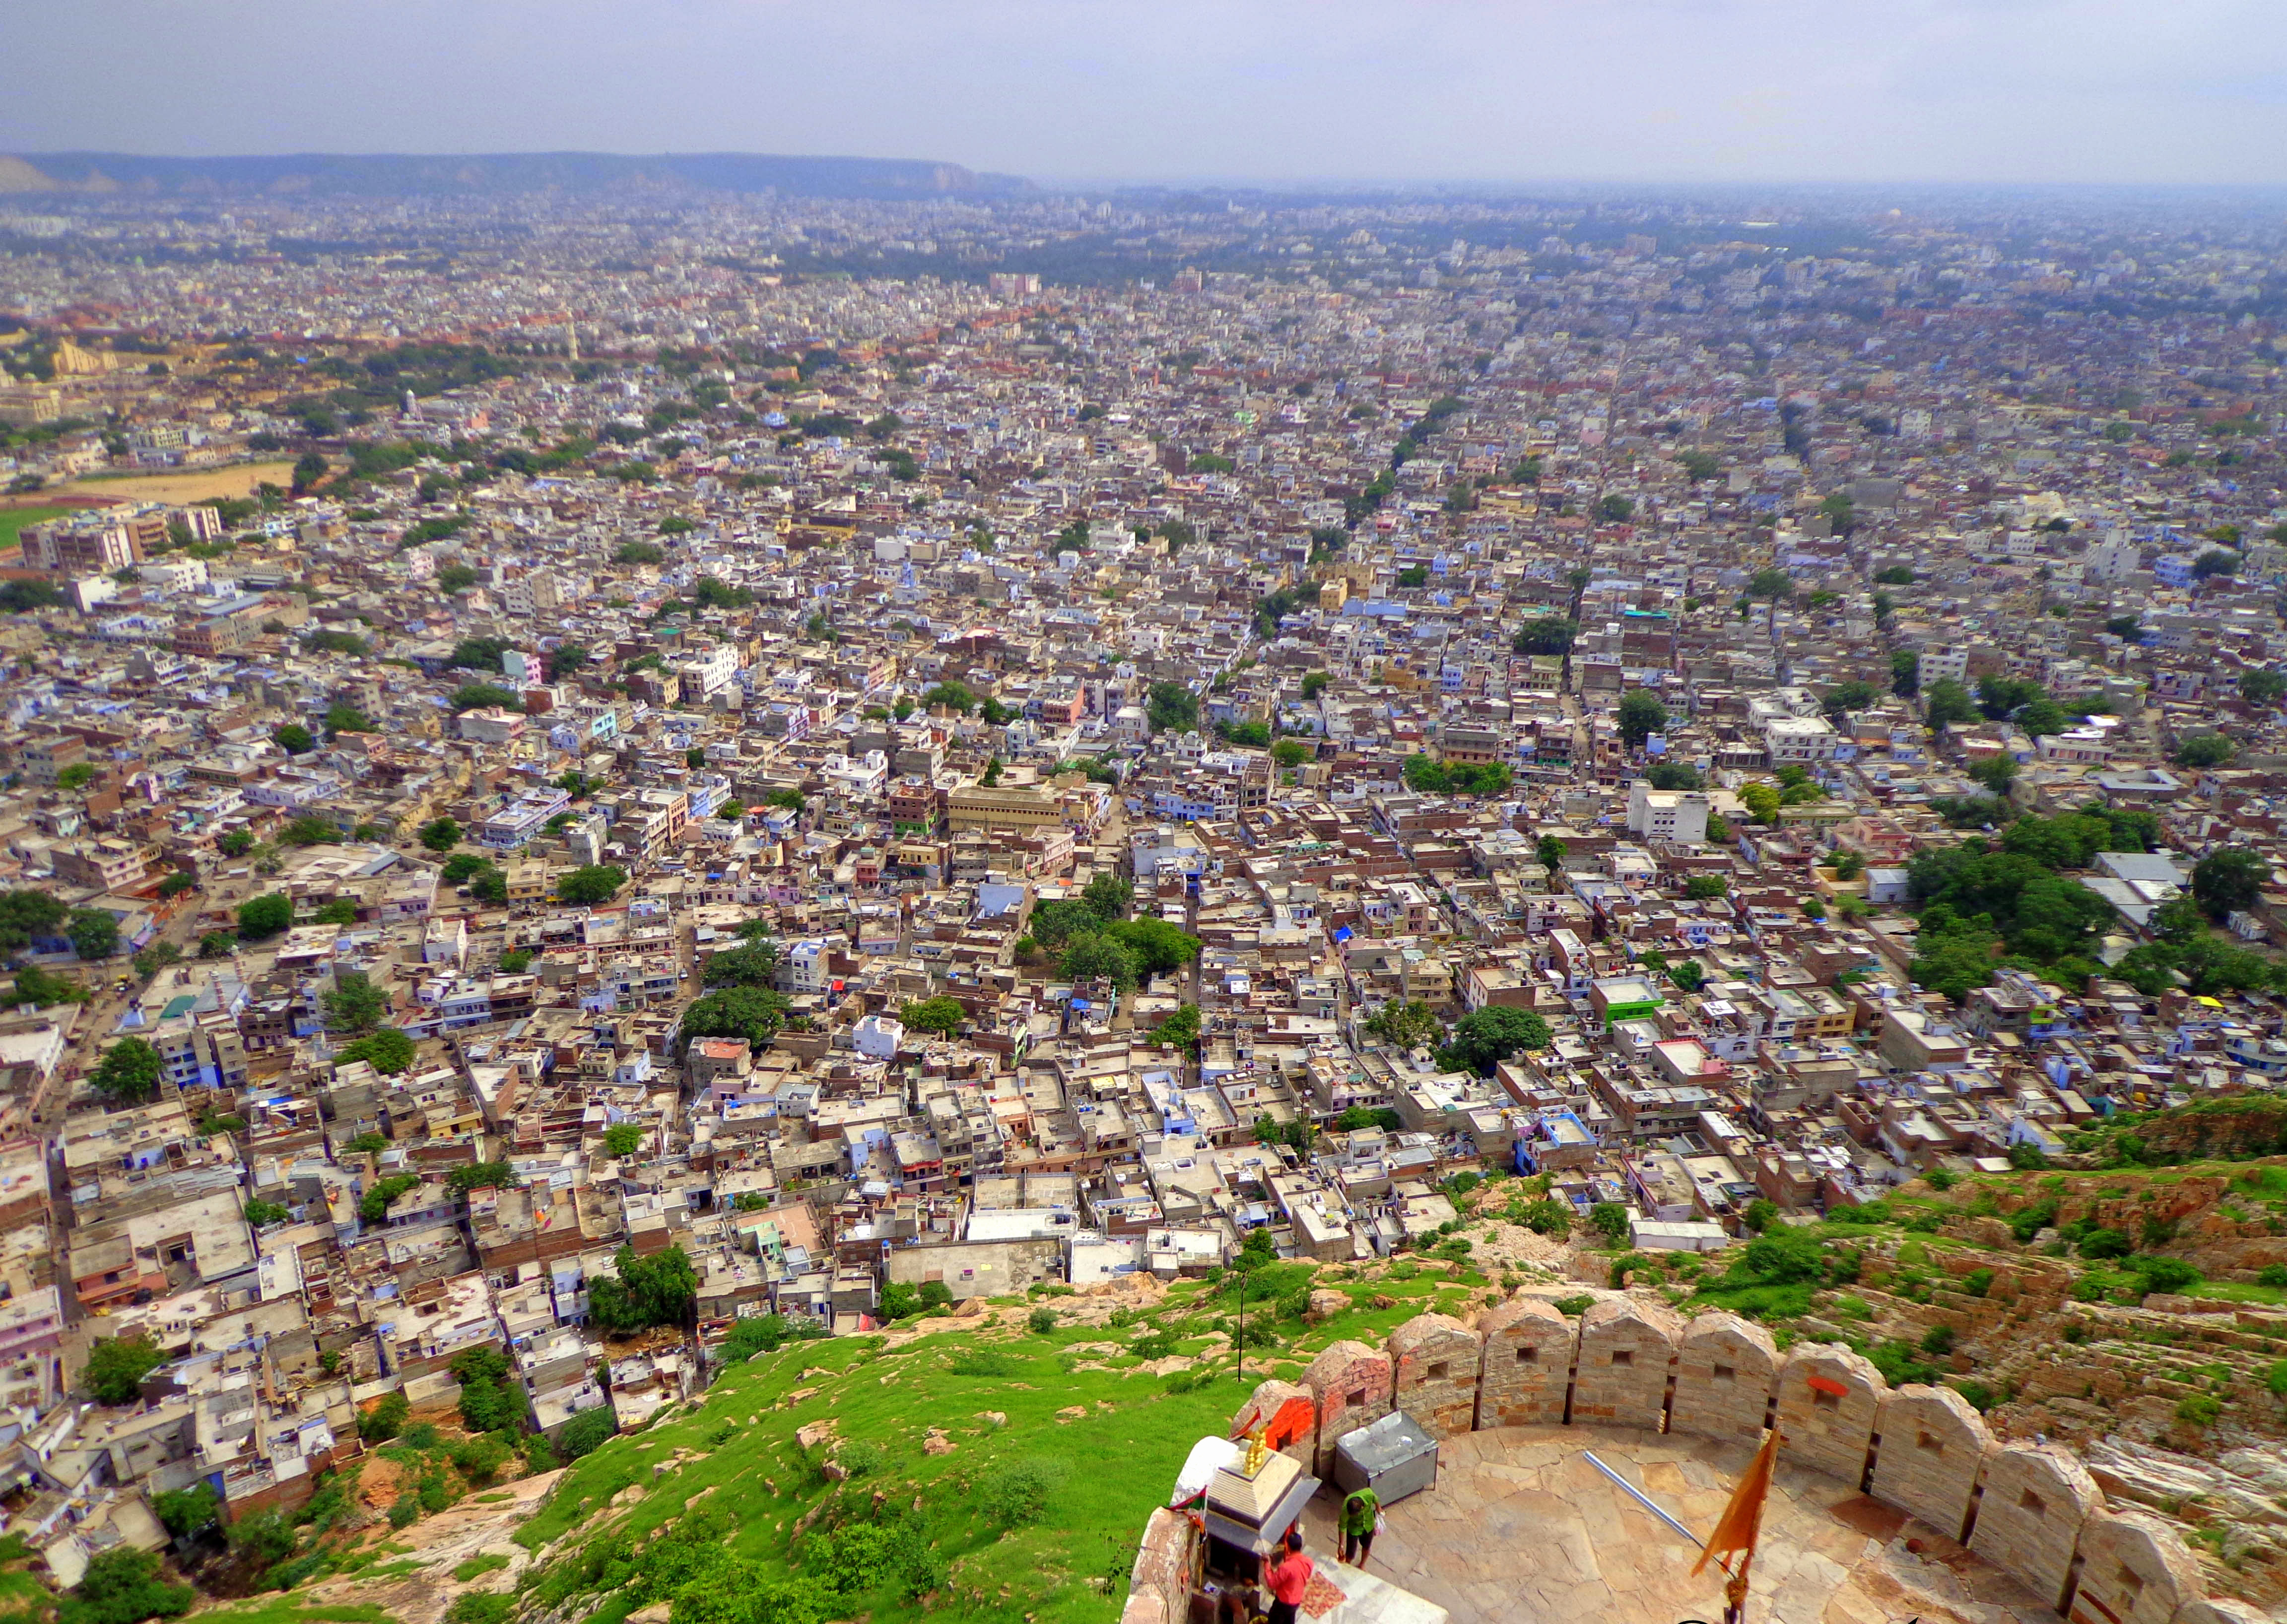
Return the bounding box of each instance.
[1291,1426,2053,1624]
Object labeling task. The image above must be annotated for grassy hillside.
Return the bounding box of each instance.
[505,1262,1503,1624]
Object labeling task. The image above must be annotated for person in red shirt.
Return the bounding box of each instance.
[1264,1529,1314,1624]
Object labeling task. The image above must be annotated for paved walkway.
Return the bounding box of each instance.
[1291,1426,2055,1624]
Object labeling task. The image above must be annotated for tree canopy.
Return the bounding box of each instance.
[588,1243,697,1334]
[679,985,795,1052]
[558,865,627,905]
[90,1038,162,1106]
[1617,691,1667,749]
[899,996,965,1036]
[1438,1007,1552,1076]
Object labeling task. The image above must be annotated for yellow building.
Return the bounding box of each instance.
[947,785,1063,833]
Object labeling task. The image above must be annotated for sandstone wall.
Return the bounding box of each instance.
[1474,1296,1571,1430]
[1119,1296,2249,1624]
[1386,1313,1481,1441]
[1669,1311,1778,1447]
[1568,1296,1680,1431]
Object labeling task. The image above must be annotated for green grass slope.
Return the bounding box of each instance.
[508,1264,1503,1624]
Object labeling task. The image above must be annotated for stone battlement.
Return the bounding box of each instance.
[1118,1300,2266,1624]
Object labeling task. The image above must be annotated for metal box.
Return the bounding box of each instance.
[1331,1409,1439,1505]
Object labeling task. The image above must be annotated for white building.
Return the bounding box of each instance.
[1625,781,1710,843]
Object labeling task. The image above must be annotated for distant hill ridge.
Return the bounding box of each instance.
[0,150,1031,200]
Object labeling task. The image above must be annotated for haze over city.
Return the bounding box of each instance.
[8,0,2287,185]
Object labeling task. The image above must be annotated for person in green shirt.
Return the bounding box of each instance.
[1340,1485,1380,1566]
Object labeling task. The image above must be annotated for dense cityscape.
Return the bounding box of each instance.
[9,165,2287,1624]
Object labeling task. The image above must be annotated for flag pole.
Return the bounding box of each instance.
[1691,1426,1783,1624]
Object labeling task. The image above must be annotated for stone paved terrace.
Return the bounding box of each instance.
[1289,1426,2057,1624]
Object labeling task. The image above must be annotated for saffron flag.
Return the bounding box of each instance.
[1692,1426,1780,1578]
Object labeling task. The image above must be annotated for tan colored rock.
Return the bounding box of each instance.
[1570,1294,1680,1432]
[1969,1443,2104,1615]
[1474,1296,1572,1430]
[2068,1507,2206,1624]
[1774,1342,1885,1487]
[1306,1289,1349,1324]
[1301,1339,1394,1476]
[1868,1383,1990,1543]
[1386,1313,1482,1441]
[1669,1312,1778,1448]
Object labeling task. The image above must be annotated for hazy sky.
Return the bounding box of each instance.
[7,0,2287,186]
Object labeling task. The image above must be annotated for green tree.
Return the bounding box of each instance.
[67,908,119,960]
[603,1123,644,1158]
[1874,565,1915,585]
[1061,933,1141,991]
[1363,999,1442,1050]
[899,996,966,1036]
[1616,690,1666,749]
[1439,1007,1552,1076]
[322,970,389,1033]
[1100,916,1202,977]
[1889,648,1920,697]
[1146,683,1201,734]
[90,1038,162,1106]
[360,1390,408,1443]
[1511,617,1577,656]
[1149,1004,1202,1048]
[65,1547,193,1624]
[273,723,315,754]
[1747,567,1793,602]
[557,1405,617,1459]
[1924,678,1978,729]
[2194,847,2268,922]
[14,964,88,1008]
[152,1482,219,1539]
[237,892,292,941]
[83,1335,165,1403]
[1822,680,1878,719]
[1587,1203,1633,1245]
[589,1243,698,1333]
[1597,494,1636,523]
[440,851,492,884]
[1684,875,1729,900]
[337,1028,416,1075]
[451,683,521,712]
[1739,782,1782,824]
[703,940,781,989]
[679,985,795,1051]
[558,865,627,905]
[1643,762,1700,791]
[326,701,375,733]
[419,817,461,852]
[1081,872,1131,920]
[2175,734,2237,770]
[313,898,357,927]
[2243,670,2287,705]
[1536,834,1567,872]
